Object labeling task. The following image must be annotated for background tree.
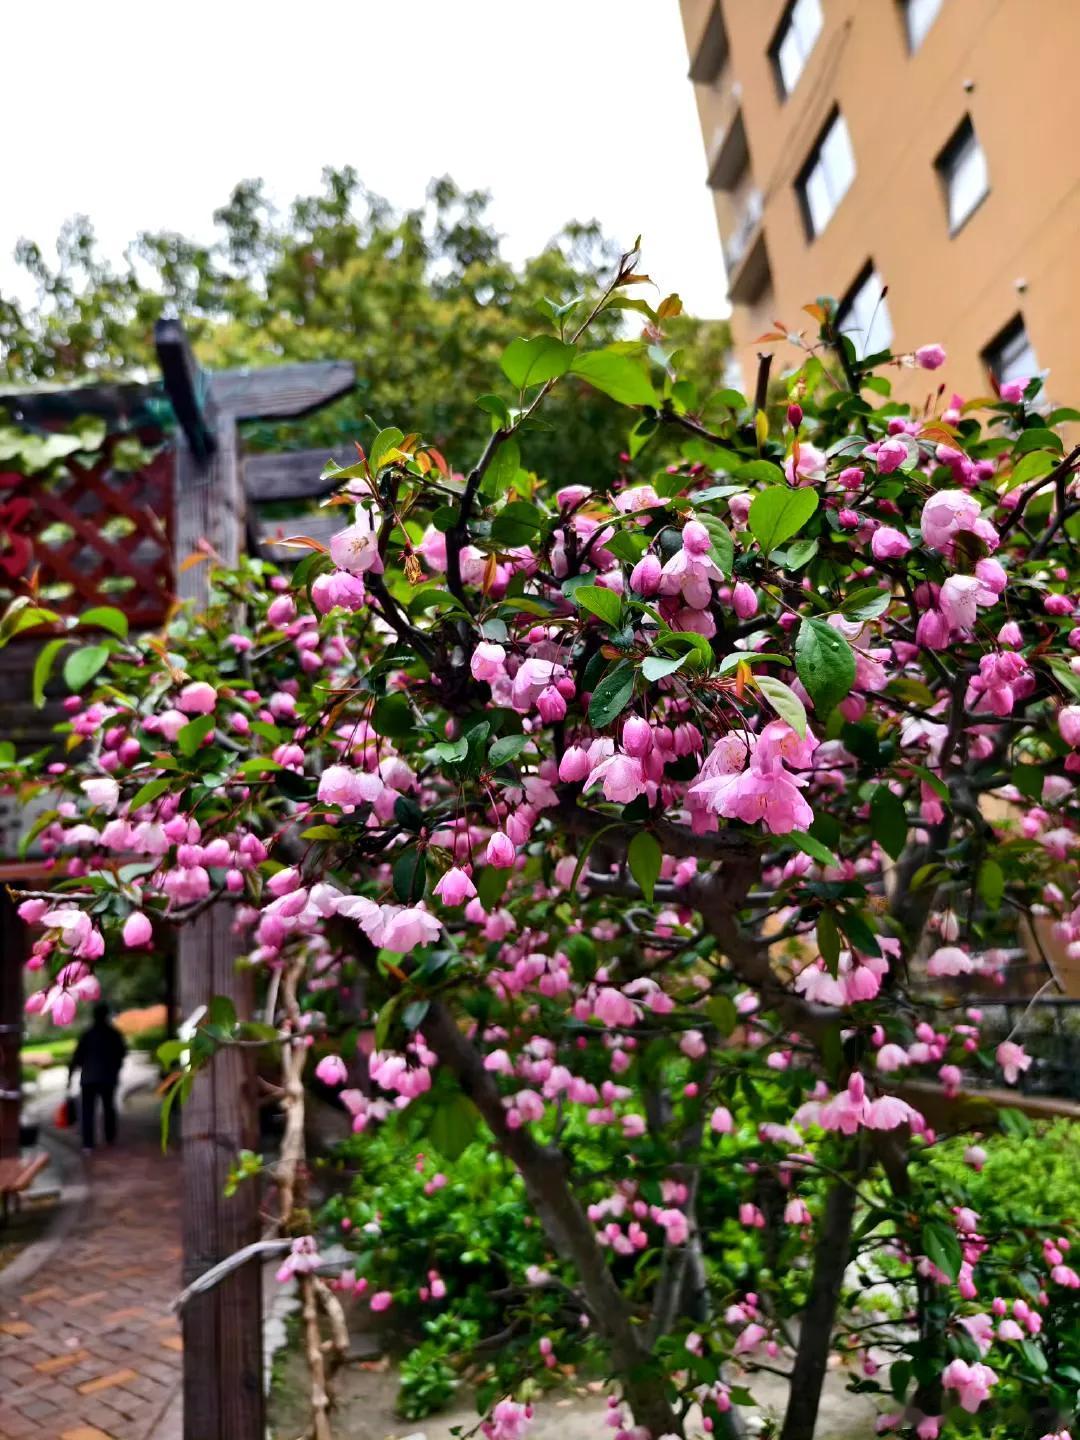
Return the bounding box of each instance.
[0,168,730,480]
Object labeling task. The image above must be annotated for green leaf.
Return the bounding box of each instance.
[706,995,737,1037]
[574,585,622,627]
[756,675,807,738]
[128,775,176,812]
[628,831,662,903]
[489,733,528,766]
[1009,449,1056,489]
[790,830,838,867]
[79,605,129,639]
[1018,1339,1049,1376]
[737,459,786,486]
[870,786,907,861]
[570,349,658,406]
[978,858,1004,911]
[501,336,575,390]
[476,393,512,427]
[491,499,545,547]
[795,618,856,716]
[393,849,428,903]
[922,1222,962,1282]
[62,643,111,692]
[32,637,68,708]
[427,1092,479,1160]
[588,664,636,727]
[372,692,413,738]
[369,426,405,473]
[697,513,735,577]
[817,910,842,975]
[482,437,520,498]
[432,737,469,764]
[748,486,818,555]
[476,865,509,909]
[301,825,342,841]
[784,537,819,570]
[178,714,215,758]
[641,653,687,683]
[1014,427,1063,455]
[841,585,891,620]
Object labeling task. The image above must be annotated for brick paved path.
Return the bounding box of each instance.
[0,1100,183,1440]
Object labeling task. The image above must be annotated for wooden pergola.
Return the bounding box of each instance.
[0,326,356,1439]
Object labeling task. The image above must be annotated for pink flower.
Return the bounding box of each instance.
[482,1399,532,1440]
[433,867,476,906]
[470,642,507,682]
[311,569,366,613]
[315,1055,348,1086]
[784,1197,812,1225]
[330,508,382,575]
[585,751,647,805]
[177,681,217,715]
[939,574,981,632]
[80,776,119,812]
[710,1105,734,1134]
[784,442,825,485]
[915,344,947,370]
[732,581,758,619]
[369,1290,393,1312]
[871,526,911,560]
[630,553,662,596]
[1000,376,1029,404]
[941,1358,997,1413]
[927,946,976,977]
[486,831,516,869]
[379,905,441,953]
[1059,705,1080,747]
[122,912,153,949]
[996,1039,1032,1084]
[317,765,383,811]
[267,594,296,628]
[920,490,998,556]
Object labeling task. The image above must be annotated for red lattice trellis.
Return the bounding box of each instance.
[0,444,174,628]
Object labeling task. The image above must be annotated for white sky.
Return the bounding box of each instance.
[1,0,729,319]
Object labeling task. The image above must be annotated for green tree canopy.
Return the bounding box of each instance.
[0,168,729,478]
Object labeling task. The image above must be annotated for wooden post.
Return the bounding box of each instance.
[170,368,265,1440]
[0,893,24,1159]
[157,320,355,1440]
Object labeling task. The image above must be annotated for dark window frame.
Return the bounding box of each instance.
[767,0,822,100]
[934,114,990,236]
[981,313,1033,385]
[794,105,844,242]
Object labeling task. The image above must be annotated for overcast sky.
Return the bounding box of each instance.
[2,0,729,319]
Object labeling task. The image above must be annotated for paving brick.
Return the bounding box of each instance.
[77,1368,139,1396]
[61,1427,117,1440]
[33,1347,91,1374]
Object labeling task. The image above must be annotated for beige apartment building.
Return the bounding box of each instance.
[679,0,1080,405]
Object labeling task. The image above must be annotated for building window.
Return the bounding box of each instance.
[797,111,856,238]
[903,0,944,52]
[983,315,1039,387]
[838,265,893,360]
[936,116,989,233]
[770,0,824,97]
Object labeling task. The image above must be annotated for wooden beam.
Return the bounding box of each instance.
[154,319,215,463]
[209,360,355,421]
[244,448,353,502]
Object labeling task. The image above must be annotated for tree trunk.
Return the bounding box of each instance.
[779,1177,858,1440]
[422,1001,679,1438]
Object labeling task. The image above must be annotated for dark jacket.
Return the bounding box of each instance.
[70,1020,127,1087]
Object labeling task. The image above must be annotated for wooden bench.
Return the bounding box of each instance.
[0,1152,49,1221]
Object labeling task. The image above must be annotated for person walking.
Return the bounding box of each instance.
[68,1002,127,1152]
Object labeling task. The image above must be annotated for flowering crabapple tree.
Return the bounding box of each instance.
[5,250,1080,1440]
